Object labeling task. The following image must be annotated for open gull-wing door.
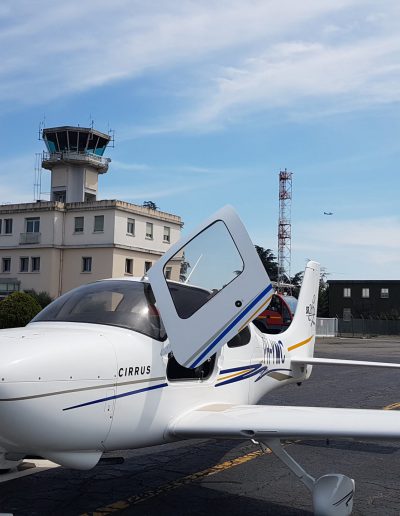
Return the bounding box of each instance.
[148,205,272,368]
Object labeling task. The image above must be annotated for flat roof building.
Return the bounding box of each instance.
[328,280,400,320]
[0,126,182,298]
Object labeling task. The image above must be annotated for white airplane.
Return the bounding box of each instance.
[1,205,400,516]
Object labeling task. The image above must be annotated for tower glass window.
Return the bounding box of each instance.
[26,217,40,233]
[362,288,369,298]
[74,217,84,233]
[94,215,104,232]
[343,288,351,298]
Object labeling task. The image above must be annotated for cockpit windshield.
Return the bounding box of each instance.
[31,280,167,341]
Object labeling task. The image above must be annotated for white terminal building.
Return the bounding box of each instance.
[0,126,182,299]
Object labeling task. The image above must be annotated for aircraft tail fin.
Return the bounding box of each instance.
[280,260,320,360]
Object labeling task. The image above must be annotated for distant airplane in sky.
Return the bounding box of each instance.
[324,212,333,215]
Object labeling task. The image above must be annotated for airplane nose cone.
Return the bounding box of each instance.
[0,323,117,453]
[0,324,115,382]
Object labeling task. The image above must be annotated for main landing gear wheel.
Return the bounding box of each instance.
[258,439,355,516]
[313,474,354,516]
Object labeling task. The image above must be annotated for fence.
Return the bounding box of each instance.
[337,317,400,337]
[316,318,338,337]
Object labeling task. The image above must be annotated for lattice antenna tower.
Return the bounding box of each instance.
[33,152,43,201]
[277,169,293,292]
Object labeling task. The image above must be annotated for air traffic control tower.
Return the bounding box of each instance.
[41,126,112,203]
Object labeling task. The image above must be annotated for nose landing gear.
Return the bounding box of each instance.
[257,439,355,516]
[0,452,24,473]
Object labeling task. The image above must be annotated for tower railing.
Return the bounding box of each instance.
[42,151,110,166]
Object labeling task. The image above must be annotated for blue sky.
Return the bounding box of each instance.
[0,0,399,280]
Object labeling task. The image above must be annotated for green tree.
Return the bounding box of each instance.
[317,269,329,317]
[290,271,304,287]
[24,289,53,309]
[0,292,42,329]
[143,201,158,210]
[255,246,279,282]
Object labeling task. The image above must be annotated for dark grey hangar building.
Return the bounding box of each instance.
[328,280,400,320]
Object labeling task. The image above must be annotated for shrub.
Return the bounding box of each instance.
[24,289,53,309]
[0,292,42,329]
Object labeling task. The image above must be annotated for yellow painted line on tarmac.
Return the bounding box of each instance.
[80,401,400,515]
[383,402,400,410]
[80,448,270,515]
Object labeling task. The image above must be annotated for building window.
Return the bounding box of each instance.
[343,288,351,298]
[74,217,84,233]
[125,258,133,275]
[343,308,352,321]
[381,288,389,298]
[26,217,40,233]
[4,219,13,234]
[127,218,135,235]
[94,215,104,232]
[0,220,2,233]
[165,266,172,279]
[2,258,11,273]
[144,261,152,273]
[163,226,171,243]
[362,288,369,298]
[53,190,66,202]
[82,256,92,273]
[20,257,29,272]
[146,222,153,239]
[31,257,40,272]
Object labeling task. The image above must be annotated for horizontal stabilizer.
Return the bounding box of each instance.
[291,357,400,369]
[168,404,400,441]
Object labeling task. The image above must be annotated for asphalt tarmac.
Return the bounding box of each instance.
[1,336,400,516]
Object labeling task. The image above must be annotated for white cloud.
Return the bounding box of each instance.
[102,182,213,202]
[292,216,400,279]
[187,34,400,127]
[1,1,399,133]
[111,161,151,172]
[0,155,43,204]
[0,1,377,102]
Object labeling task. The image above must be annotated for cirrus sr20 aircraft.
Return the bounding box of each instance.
[1,206,400,516]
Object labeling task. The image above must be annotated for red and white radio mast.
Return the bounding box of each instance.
[277,169,293,292]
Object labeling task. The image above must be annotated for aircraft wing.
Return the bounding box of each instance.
[167,404,400,441]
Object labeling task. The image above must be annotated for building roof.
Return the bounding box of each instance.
[0,200,182,225]
[328,279,400,285]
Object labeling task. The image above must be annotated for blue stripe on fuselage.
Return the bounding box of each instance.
[63,382,168,411]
